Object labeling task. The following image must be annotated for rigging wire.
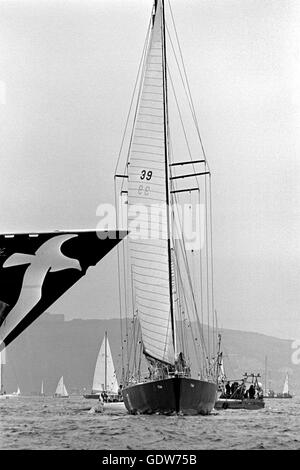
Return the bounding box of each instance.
[171,190,208,363]
[114,19,151,180]
[167,0,210,171]
[166,0,217,363]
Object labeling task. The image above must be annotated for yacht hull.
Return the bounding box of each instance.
[83,393,101,399]
[122,377,217,415]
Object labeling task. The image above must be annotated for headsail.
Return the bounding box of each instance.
[127,0,174,365]
[0,230,126,350]
[92,334,118,394]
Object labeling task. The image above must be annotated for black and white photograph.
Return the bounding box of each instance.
[0,0,299,454]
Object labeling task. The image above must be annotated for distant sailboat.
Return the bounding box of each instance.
[84,332,120,401]
[0,350,5,399]
[12,386,21,396]
[0,350,21,399]
[276,372,292,398]
[54,376,69,398]
[40,380,45,396]
[264,362,293,399]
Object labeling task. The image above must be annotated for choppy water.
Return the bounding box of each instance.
[0,396,299,450]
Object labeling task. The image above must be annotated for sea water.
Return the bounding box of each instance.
[0,396,299,450]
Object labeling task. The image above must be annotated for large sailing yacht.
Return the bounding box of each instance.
[114,0,218,415]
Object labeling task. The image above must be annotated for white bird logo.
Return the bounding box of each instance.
[0,234,82,342]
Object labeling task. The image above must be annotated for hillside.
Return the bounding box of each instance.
[2,313,298,395]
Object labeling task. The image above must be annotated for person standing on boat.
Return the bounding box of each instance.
[248,384,255,399]
[231,382,239,396]
[117,384,123,401]
[225,381,231,398]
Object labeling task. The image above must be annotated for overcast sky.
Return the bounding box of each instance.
[0,0,299,340]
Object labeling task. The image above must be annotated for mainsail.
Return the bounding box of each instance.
[0,230,126,351]
[127,0,174,365]
[92,333,118,394]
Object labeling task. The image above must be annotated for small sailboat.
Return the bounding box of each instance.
[83,331,121,401]
[12,386,21,396]
[0,351,6,399]
[54,376,69,398]
[264,359,293,399]
[40,380,45,397]
[276,373,293,398]
[0,350,21,399]
[114,0,218,415]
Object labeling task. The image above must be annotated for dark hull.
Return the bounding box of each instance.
[215,398,265,410]
[122,377,217,415]
[265,396,292,399]
[83,393,100,399]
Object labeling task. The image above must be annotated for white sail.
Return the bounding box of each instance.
[220,358,225,379]
[127,0,174,365]
[55,376,68,397]
[41,380,44,395]
[12,386,21,396]
[92,335,118,394]
[282,373,289,394]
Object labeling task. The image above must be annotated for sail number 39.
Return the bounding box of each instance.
[140,170,152,180]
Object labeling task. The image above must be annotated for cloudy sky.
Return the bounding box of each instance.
[0,0,299,340]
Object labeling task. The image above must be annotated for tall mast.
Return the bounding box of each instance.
[160,0,176,358]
